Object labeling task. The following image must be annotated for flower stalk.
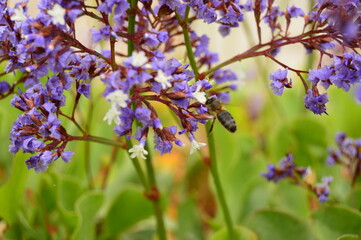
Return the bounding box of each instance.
[126,2,167,239]
[206,123,235,240]
[175,6,199,79]
[178,5,235,238]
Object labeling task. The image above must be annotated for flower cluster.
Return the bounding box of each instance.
[9,84,73,172]
[305,53,361,114]
[327,132,361,185]
[1,0,361,173]
[262,154,310,182]
[1,0,241,171]
[262,153,333,202]
[101,51,214,157]
[264,0,361,115]
[315,0,361,47]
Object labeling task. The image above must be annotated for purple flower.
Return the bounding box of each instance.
[114,107,134,136]
[218,25,231,37]
[158,31,169,42]
[263,6,284,28]
[335,132,346,146]
[355,85,361,104]
[153,126,178,155]
[307,66,333,89]
[194,34,209,57]
[287,5,304,18]
[0,81,10,94]
[270,43,281,57]
[261,153,295,182]
[77,82,91,98]
[219,6,243,25]
[159,0,182,10]
[326,148,341,165]
[269,69,292,96]
[91,26,113,43]
[213,69,237,84]
[61,151,73,162]
[25,151,57,173]
[154,134,173,155]
[9,84,73,172]
[202,8,217,24]
[315,177,332,203]
[304,89,328,115]
[341,138,358,157]
[218,92,230,103]
[98,0,130,15]
[135,107,152,126]
[330,54,361,91]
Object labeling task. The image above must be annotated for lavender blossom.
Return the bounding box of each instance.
[9,84,73,172]
[269,69,292,96]
[287,5,304,18]
[262,153,332,202]
[1,0,360,176]
[315,177,333,203]
[262,153,297,182]
[304,89,328,115]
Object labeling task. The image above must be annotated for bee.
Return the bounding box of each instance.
[205,97,237,133]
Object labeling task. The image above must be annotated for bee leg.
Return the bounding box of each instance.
[208,118,216,135]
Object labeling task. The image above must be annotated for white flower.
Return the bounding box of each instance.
[131,51,148,67]
[302,167,312,180]
[105,90,129,108]
[190,139,207,154]
[103,105,121,125]
[192,85,207,104]
[48,4,66,25]
[129,144,148,159]
[155,70,172,89]
[11,6,27,22]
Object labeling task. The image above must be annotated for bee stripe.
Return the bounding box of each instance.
[217,110,237,133]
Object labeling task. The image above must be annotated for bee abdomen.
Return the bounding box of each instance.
[217,110,237,133]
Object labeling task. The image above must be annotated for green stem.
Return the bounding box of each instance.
[73,135,123,147]
[127,0,138,56]
[175,6,199,79]
[85,101,95,189]
[144,143,167,240]
[176,4,234,238]
[206,123,235,240]
[126,2,167,238]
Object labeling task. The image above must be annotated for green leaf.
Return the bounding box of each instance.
[311,205,361,240]
[0,154,28,224]
[122,229,156,240]
[337,234,361,240]
[268,117,328,167]
[103,187,153,238]
[210,226,258,240]
[71,191,104,240]
[57,175,84,211]
[245,209,317,240]
[177,198,205,240]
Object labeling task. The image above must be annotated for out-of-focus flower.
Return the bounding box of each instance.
[190,138,207,155]
[48,4,66,25]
